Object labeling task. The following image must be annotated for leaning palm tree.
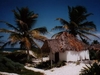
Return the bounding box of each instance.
[0,7,47,61]
[52,6,99,42]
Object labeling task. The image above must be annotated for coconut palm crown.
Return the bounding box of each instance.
[52,6,99,42]
[0,7,48,60]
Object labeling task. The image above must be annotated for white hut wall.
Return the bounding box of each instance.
[59,51,79,62]
[78,50,90,60]
[59,50,90,62]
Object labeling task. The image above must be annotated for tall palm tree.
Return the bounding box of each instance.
[0,7,47,61]
[52,6,99,42]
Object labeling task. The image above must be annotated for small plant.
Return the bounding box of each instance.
[35,60,51,69]
[55,61,66,67]
[76,61,80,65]
[80,62,100,75]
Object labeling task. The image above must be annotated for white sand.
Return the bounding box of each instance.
[0,72,18,75]
[25,63,88,75]
[0,63,88,75]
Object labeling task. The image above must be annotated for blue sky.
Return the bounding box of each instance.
[0,0,100,47]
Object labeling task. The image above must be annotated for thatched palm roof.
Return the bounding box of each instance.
[89,44,100,50]
[41,32,88,53]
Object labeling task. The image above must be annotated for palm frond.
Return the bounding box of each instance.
[12,9,20,19]
[68,6,71,15]
[32,39,41,49]
[1,41,11,49]
[32,27,48,34]
[79,30,100,39]
[76,13,93,23]
[32,33,47,42]
[0,36,3,38]
[51,31,63,38]
[10,41,18,47]
[9,33,22,43]
[56,18,69,25]
[30,14,38,19]
[0,41,4,44]
[16,19,28,31]
[78,32,91,40]
[79,26,95,32]
[80,21,96,31]
[0,29,18,33]
[0,21,19,31]
[51,26,64,31]
[70,21,78,28]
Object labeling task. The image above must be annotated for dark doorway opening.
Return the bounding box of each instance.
[55,52,59,63]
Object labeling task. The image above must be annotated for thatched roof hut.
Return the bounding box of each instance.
[41,32,88,53]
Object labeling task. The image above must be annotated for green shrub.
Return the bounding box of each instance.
[0,56,24,72]
[35,60,66,70]
[80,62,100,75]
[89,49,100,61]
[89,49,97,60]
[55,61,66,67]
[0,55,44,75]
[35,60,51,69]
[5,51,34,64]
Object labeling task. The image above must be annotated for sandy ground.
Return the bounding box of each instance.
[25,63,88,75]
[0,72,18,75]
[0,56,89,75]
[0,63,88,75]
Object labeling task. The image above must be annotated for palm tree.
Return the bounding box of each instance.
[52,6,99,42]
[0,7,47,61]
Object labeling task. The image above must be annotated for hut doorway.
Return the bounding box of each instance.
[55,52,59,63]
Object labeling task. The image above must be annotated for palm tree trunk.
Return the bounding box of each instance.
[26,49,30,62]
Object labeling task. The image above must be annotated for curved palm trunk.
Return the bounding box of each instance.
[24,37,31,62]
[26,48,30,62]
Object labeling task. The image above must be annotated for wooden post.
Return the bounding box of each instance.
[50,51,52,67]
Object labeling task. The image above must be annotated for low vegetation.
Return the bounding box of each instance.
[80,62,100,75]
[89,49,100,61]
[35,60,66,70]
[5,51,35,64]
[0,54,44,75]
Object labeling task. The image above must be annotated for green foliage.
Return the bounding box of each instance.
[55,61,66,67]
[32,47,49,58]
[89,49,97,60]
[89,49,100,61]
[0,55,44,75]
[35,60,52,69]
[80,62,100,75]
[5,51,34,64]
[96,51,100,61]
[35,60,66,70]
[0,55,24,73]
